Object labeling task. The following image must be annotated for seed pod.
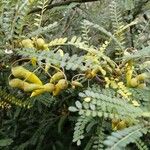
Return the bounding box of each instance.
[85,71,93,79]
[34,38,47,50]
[30,83,55,97]
[126,70,133,85]
[11,66,43,85]
[21,39,34,48]
[52,86,61,96]
[24,84,43,92]
[9,78,42,92]
[43,44,49,50]
[57,79,68,90]
[9,78,24,90]
[50,72,64,83]
[53,79,68,96]
[130,78,138,87]
[71,81,83,88]
[37,38,45,47]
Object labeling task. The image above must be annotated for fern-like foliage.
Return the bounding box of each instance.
[0,89,32,109]
[73,114,92,146]
[81,21,90,46]
[18,48,90,71]
[70,86,143,120]
[122,45,150,61]
[135,139,149,150]
[104,124,149,150]
[83,20,124,51]
[0,1,150,149]
[92,121,105,150]
[12,0,31,39]
[34,0,49,29]
[0,101,11,109]
[110,0,124,33]
[1,0,31,40]
[109,0,126,54]
[69,85,149,146]
[130,88,150,108]
[17,36,116,74]
[1,0,14,41]
[47,36,97,55]
[27,22,58,38]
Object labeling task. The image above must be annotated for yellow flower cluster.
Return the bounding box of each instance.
[105,77,131,100]
[20,38,49,66]
[105,76,141,107]
[21,38,49,50]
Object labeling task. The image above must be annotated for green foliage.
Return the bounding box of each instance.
[130,88,150,108]
[18,49,89,71]
[73,115,92,146]
[1,0,30,40]
[33,0,49,28]
[110,0,126,53]
[0,138,13,147]
[122,45,150,60]
[70,86,143,120]
[104,124,149,150]
[0,89,33,108]
[0,0,150,150]
[135,139,149,150]
[27,22,58,38]
[92,121,105,150]
[83,20,124,51]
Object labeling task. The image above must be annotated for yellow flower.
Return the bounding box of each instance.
[132,100,140,107]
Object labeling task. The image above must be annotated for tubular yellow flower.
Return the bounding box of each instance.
[9,78,43,92]
[11,66,43,85]
[30,83,55,97]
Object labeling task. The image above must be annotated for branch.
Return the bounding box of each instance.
[29,0,100,14]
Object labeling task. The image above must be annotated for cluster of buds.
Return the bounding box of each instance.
[20,38,49,66]
[21,38,49,50]
[9,66,84,97]
[9,66,68,97]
